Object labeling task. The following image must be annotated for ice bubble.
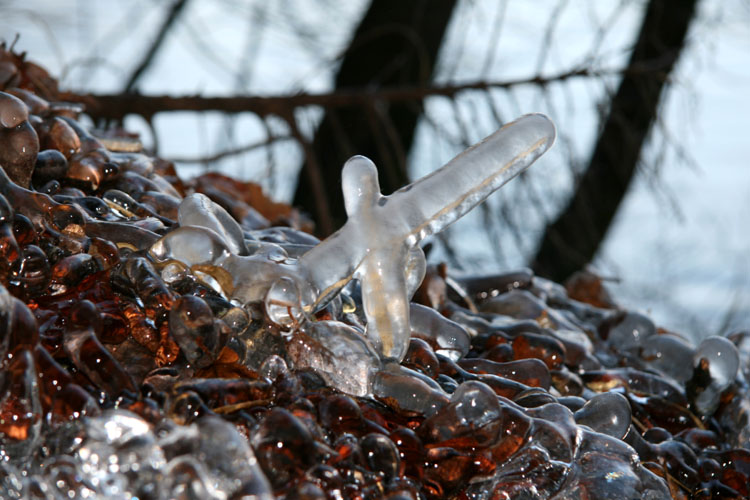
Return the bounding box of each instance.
[409,303,470,361]
[527,417,575,462]
[196,416,273,497]
[402,338,440,378]
[250,408,319,489]
[640,333,695,382]
[604,311,656,352]
[361,433,401,480]
[0,91,28,128]
[32,149,68,187]
[0,111,39,187]
[451,380,504,430]
[480,288,545,319]
[149,225,232,268]
[260,354,288,381]
[574,391,632,439]
[220,306,250,335]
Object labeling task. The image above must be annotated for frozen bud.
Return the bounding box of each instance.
[265,276,304,329]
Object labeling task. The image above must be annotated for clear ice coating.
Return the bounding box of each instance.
[15,410,275,500]
[178,192,248,256]
[694,335,740,388]
[150,113,555,364]
[640,333,695,383]
[13,49,750,498]
[409,303,470,361]
[287,320,381,397]
[606,311,656,352]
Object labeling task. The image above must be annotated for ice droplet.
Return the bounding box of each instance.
[574,391,631,439]
[149,224,232,268]
[0,349,42,462]
[371,364,449,416]
[418,380,502,447]
[640,333,694,382]
[607,312,656,352]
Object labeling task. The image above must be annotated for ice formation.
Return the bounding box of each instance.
[10,46,750,499]
[151,113,555,363]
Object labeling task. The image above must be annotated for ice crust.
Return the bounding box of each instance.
[150,113,555,367]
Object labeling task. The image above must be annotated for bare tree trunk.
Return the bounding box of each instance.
[531,0,700,283]
[293,0,457,234]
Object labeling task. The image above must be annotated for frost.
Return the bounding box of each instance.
[150,113,555,364]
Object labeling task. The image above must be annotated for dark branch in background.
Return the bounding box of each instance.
[63,67,608,121]
[285,112,334,234]
[295,0,457,233]
[123,0,189,93]
[531,0,700,283]
[167,135,293,164]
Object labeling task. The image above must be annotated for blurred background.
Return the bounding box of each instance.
[2,0,748,341]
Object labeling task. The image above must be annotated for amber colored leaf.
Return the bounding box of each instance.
[564,270,617,309]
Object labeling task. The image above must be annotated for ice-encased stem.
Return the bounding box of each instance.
[300,113,555,360]
[394,113,556,244]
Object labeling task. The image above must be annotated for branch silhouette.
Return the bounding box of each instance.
[63,67,615,122]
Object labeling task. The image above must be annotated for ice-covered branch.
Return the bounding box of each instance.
[151,114,555,364]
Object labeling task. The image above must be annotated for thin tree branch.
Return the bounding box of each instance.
[123,0,190,93]
[63,67,620,121]
[284,113,333,236]
[167,135,293,164]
